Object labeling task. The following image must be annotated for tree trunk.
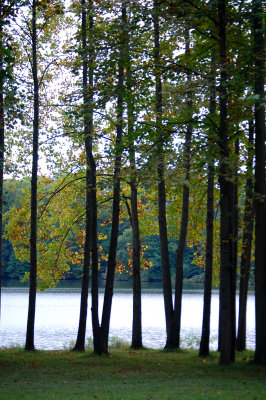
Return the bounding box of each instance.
[73,0,93,352]
[100,1,126,354]
[199,60,216,357]
[122,0,143,350]
[230,137,239,361]
[218,0,235,365]
[91,148,101,354]
[153,0,175,349]
[253,0,266,365]
[236,120,254,351]
[0,12,4,319]
[127,78,143,349]
[76,2,102,356]
[73,0,99,353]
[173,27,192,349]
[130,145,142,349]
[25,0,39,351]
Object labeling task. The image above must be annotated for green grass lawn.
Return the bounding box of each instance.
[0,348,265,399]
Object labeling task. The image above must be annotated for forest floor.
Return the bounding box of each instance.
[0,347,265,399]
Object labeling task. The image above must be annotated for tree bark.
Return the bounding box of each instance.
[0,19,4,320]
[236,120,254,351]
[230,137,239,360]
[100,1,126,354]
[73,0,92,352]
[73,0,99,353]
[153,0,175,349]
[199,59,216,357]
[173,27,192,349]
[218,0,235,365]
[25,0,39,351]
[126,57,143,349]
[130,143,142,349]
[253,0,266,365]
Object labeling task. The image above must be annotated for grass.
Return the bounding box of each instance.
[0,347,265,399]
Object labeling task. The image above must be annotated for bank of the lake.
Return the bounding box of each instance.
[0,348,265,400]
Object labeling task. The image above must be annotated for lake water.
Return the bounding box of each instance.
[0,282,255,351]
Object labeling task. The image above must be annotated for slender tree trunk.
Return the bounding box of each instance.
[122,0,143,350]
[91,151,100,354]
[91,147,101,355]
[74,173,91,351]
[218,0,235,365]
[153,0,175,349]
[173,28,192,349]
[100,1,126,354]
[199,60,216,357]
[0,26,4,320]
[230,138,239,360]
[236,120,254,351]
[73,0,98,353]
[129,143,142,349]
[76,2,102,356]
[253,0,266,365]
[25,0,39,351]
[73,0,92,352]
[129,119,142,349]
[127,74,143,349]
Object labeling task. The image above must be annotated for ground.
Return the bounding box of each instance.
[0,348,265,399]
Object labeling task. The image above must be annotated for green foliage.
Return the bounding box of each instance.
[2,239,29,279]
[2,177,203,283]
[1,0,258,296]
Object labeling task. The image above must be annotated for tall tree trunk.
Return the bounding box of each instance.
[0,110,3,322]
[199,59,216,357]
[253,0,266,365]
[100,1,126,354]
[0,21,4,320]
[123,0,143,350]
[25,0,39,351]
[218,0,235,365]
[128,105,142,350]
[153,0,175,349]
[130,158,142,349]
[91,149,100,354]
[236,120,254,351]
[230,137,239,360]
[76,2,102,356]
[127,67,143,349]
[173,27,192,349]
[73,0,94,351]
[91,145,100,355]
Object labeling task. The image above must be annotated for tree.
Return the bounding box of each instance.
[124,1,143,350]
[96,0,126,354]
[174,26,193,349]
[73,0,95,352]
[0,0,6,318]
[199,55,216,357]
[17,0,64,350]
[25,0,39,351]
[236,118,254,351]
[253,0,266,365]
[153,0,175,348]
[218,0,235,365]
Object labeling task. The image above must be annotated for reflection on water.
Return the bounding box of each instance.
[0,282,255,351]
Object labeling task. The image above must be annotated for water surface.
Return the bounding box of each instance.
[0,283,255,350]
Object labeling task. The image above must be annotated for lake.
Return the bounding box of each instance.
[0,281,255,351]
